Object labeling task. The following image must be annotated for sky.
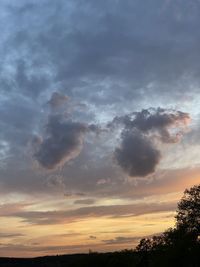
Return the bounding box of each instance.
[0,0,200,258]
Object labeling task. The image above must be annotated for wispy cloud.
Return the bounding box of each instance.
[0,201,176,225]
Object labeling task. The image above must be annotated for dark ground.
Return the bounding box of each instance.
[0,248,199,267]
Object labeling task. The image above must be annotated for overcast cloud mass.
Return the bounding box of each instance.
[0,0,200,257]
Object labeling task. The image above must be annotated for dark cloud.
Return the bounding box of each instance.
[0,233,24,238]
[111,108,190,143]
[32,90,102,170]
[113,108,190,177]
[74,199,96,205]
[33,114,88,170]
[115,131,161,177]
[133,109,189,132]
[47,92,68,109]
[102,236,140,245]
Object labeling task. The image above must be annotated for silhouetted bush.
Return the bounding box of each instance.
[136,184,200,267]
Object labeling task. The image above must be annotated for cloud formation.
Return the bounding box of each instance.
[115,131,161,177]
[2,201,176,225]
[113,108,190,177]
[33,115,88,170]
[111,108,190,142]
[32,91,103,170]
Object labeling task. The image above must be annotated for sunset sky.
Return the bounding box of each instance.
[0,0,200,257]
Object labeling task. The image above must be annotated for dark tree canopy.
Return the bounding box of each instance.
[176,184,200,235]
[136,184,200,252]
[136,184,200,267]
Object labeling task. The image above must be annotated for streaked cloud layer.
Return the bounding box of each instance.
[0,0,200,257]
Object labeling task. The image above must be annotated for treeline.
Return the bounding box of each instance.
[0,184,199,267]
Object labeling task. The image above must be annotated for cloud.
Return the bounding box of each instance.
[102,232,162,245]
[113,108,190,177]
[133,108,190,143]
[33,114,88,170]
[47,92,68,109]
[32,91,103,170]
[4,0,200,112]
[111,108,190,143]
[0,202,30,216]
[0,233,24,238]
[121,166,200,199]
[3,201,176,225]
[74,199,96,205]
[102,236,140,245]
[115,131,161,177]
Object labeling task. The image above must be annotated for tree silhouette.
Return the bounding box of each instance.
[136,184,200,267]
[176,184,200,237]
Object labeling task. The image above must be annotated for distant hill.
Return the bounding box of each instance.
[0,248,199,267]
[0,251,139,267]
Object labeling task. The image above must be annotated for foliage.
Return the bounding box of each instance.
[176,184,200,235]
